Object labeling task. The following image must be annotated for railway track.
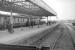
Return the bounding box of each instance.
[30,25,74,50]
[50,26,64,50]
[51,26,74,50]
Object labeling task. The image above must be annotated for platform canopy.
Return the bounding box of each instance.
[0,0,56,17]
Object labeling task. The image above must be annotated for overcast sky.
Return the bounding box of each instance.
[43,0,75,20]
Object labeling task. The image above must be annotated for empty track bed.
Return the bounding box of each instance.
[30,25,74,50]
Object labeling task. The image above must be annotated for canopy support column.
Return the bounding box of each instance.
[8,10,14,33]
[28,17,31,27]
[47,16,48,26]
[28,17,33,28]
[31,18,33,28]
[38,18,40,28]
[8,0,14,33]
[49,16,51,25]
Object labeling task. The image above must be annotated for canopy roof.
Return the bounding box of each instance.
[0,0,56,17]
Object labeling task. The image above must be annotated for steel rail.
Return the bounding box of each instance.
[51,27,64,50]
[65,26,75,49]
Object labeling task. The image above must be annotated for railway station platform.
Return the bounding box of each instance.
[0,24,58,45]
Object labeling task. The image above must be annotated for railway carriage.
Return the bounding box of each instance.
[0,14,44,30]
[0,15,29,30]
